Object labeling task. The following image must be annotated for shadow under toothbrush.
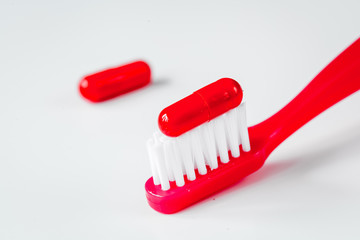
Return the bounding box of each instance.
[185,121,360,213]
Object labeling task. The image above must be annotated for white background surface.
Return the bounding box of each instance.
[1,0,360,239]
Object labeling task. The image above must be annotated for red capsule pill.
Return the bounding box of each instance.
[158,78,243,137]
[79,61,151,102]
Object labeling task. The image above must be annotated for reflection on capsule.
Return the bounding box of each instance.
[158,78,243,137]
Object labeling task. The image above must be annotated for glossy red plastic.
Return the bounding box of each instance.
[158,78,243,137]
[145,37,360,214]
[79,61,151,102]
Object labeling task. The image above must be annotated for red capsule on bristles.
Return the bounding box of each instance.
[79,61,151,102]
[158,78,243,137]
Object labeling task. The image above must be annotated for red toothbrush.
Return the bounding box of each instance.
[145,38,360,214]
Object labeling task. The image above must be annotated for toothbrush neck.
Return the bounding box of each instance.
[255,38,360,156]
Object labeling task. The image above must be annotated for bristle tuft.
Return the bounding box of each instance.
[147,102,251,190]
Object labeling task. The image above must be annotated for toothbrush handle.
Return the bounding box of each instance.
[257,38,360,155]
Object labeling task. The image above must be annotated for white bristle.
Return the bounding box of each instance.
[189,128,207,175]
[152,133,170,190]
[168,140,185,187]
[213,116,230,164]
[146,102,251,190]
[161,137,175,182]
[178,133,196,181]
[201,124,218,170]
[224,108,241,158]
[238,102,251,152]
[146,139,160,185]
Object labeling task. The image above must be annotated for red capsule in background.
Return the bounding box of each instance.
[158,78,243,137]
[79,61,151,102]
